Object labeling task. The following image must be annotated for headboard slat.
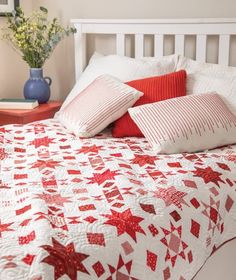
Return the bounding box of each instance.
[116,34,125,56]
[196,35,207,63]
[74,23,86,81]
[175,35,185,56]
[154,34,164,58]
[219,35,230,66]
[135,34,144,59]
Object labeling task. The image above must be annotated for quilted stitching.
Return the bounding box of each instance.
[0,119,236,280]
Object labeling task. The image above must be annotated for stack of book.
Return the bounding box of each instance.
[0,99,39,110]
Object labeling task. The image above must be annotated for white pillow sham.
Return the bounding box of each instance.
[129,92,236,154]
[187,73,236,114]
[176,56,236,115]
[58,74,143,138]
[59,53,179,111]
[176,55,236,79]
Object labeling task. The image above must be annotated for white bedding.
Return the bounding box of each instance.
[0,119,236,279]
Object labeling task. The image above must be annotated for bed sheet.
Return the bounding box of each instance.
[0,119,236,280]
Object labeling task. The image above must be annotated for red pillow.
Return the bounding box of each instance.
[112,70,187,137]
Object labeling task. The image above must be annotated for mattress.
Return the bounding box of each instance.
[0,119,236,280]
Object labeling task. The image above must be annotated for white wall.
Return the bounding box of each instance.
[0,0,236,100]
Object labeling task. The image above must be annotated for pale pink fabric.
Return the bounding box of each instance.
[59,75,143,137]
[129,92,236,154]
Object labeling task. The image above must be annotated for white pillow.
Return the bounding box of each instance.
[59,53,178,111]
[129,92,236,154]
[176,55,236,79]
[58,75,143,138]
[176,56,236,115]
[187,73,236,114]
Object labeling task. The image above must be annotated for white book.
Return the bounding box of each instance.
[0,99,39,110]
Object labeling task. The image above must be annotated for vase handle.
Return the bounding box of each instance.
[44,77,52,86]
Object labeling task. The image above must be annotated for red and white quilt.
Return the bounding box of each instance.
[0,119,236,280]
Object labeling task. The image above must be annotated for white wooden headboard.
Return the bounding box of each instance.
[71,18,236,81]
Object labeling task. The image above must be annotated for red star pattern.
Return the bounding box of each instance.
[202,196,222,235]
[87,169,120,185]
[31,160,62,170]
[0,120,236,280]
[41,238,89,280]
[35,193,72,206]
[153,186,188,210]
[103,209,145,242]
[160,223,188,267]
[76,145,104,154]
[131,154,157,167]
[30,137,54,148]
[193,166,224,187]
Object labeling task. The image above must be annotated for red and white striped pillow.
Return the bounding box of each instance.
[58,75,143,137]
[129,92,236,154]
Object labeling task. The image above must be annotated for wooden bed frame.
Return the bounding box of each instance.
[71,18,236,280]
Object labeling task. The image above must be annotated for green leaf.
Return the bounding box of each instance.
[2,5,75,68]
[40,6,48,14]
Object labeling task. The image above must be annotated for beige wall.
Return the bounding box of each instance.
[33,0,236,19]
[0,0,236,100]
[0,0,32,99]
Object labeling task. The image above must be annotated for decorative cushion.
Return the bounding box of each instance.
[128,92,236,154]
[59,52,179,111]
[176,55,236,115]
[58,75,143,138]
[112,70,187,137]
[176,55,236,79]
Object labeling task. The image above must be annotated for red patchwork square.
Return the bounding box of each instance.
[92,261,105,277]
[87,233,105,246]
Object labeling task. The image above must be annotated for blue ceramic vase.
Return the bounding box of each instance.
[24,68,52,104]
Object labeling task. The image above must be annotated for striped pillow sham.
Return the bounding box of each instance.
[129,92,236,154]
[59,75,143,137]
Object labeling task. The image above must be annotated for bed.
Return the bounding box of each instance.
[1,19,236,280]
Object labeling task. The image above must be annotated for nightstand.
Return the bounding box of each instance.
[0,101,62,126]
